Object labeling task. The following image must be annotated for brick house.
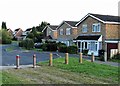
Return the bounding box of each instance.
[74,13,120,58]
[57,21,78,46]
[21,28,32,40]
[42,25,58,41]
[13,28,23,40]
[7,28,13,38]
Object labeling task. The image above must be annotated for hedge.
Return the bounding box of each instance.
[19,38,34,50]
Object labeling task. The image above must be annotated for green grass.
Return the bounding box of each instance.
[38,57,119,83]
[108,59,120,63]
[2,70,32,84]
[2,57,119,84]
[5,47,14,51]
[0,71,2,85]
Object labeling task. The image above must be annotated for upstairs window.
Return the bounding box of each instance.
[92,23,101,32]
[60,29,63,35]
[66,28,71,35]
[82,24,87,33]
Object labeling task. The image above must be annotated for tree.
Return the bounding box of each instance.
[1,29,12,44]
[36,21,50,32]
[1,22,7,29]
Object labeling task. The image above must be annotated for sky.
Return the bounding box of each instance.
[0,0,119,31]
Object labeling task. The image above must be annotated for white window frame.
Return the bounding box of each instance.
[92,23,101,32]
[60,29,63,35]
[66,28,71,35]
[82,24,87,33]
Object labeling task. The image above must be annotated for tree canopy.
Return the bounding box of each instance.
[1,21,7,29]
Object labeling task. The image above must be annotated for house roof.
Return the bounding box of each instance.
[56,21,78,30]
[90,13,120,23]
[49,25,58,30]
[14,28,20,31]
[76,13,120,26]
[42,25,58,32]
[75,35,101,40]
[65,21,78,27]
[25,28,32,31]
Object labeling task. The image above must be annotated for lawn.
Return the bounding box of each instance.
[39,57,119,83]
[2,57,119,84]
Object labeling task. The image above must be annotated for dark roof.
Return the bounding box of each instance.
[15,28,20,31]
[49,25,58,30]
[65,21,78,27]
[90,13,120,22]
[75,35,101,40]
[44,35,53,39]
[25,28,31,31]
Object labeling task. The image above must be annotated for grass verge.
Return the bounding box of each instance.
[38,57,119,83]
[2,57,119,84]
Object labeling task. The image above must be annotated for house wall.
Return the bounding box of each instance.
[105,24,119,39]
[46,27,57,39]
[53,31,58,39]
[15,29,23,38]
[77,17,106,50]
[57,22,78,40]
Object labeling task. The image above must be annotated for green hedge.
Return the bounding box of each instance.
[19,38,34,50]
[67,45,78,54]
[41,42,78,54]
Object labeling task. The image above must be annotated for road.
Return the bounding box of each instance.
[1,42,60,66]
[1,42,118,67]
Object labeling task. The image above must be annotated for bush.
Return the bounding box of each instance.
[59,45,67,53]
[41,43,57,51]
[41,43,47,51]
[82,49,89,55]
[1,29,12,44]
[19,38,34,50]
[68,45,78,54]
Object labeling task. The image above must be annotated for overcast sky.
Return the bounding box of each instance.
[0,0,119,31]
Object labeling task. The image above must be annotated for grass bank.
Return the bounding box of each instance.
[2,57,119,84]
[38,57,119,83]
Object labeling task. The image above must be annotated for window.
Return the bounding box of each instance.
[82,24,87,33]
[88,42,98,51]
[66,28,71,35]
[92,23,101,32]
[60,29,63,35]
[49,30,51,34]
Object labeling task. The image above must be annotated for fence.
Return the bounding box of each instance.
[110,49,118,58]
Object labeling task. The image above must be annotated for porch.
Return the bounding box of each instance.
[74,35,102,56]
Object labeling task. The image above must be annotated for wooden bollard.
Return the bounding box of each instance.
[65,53,69,64]
[16,55,20,69]
[79,53,82,63]
[49,53,53,66]
[33,54,36,68]
[91,53,95,62]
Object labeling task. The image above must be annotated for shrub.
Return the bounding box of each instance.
[41,43,47,51]
[1,29,12,44]
[19,38,34,50]
[82,49,89,55]
[68,45,78,54]
[58,45,67,53]
[41,43,57,51]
